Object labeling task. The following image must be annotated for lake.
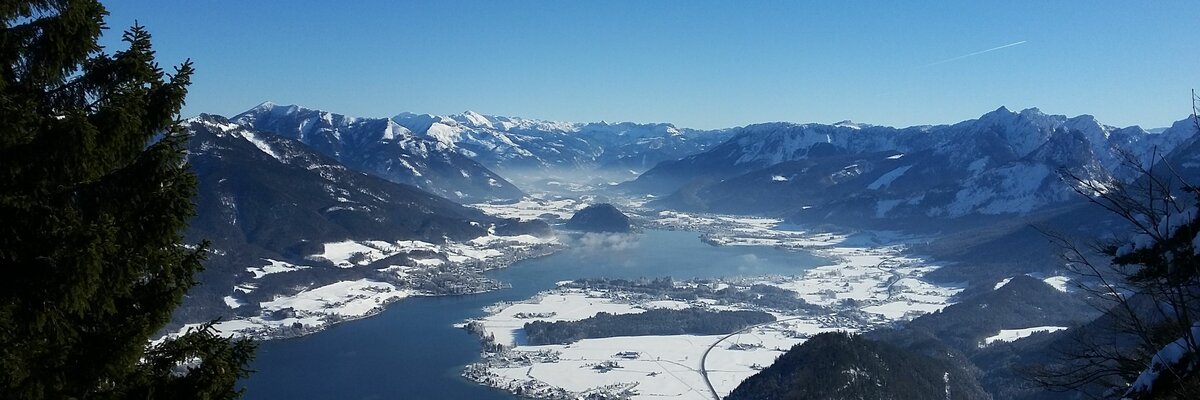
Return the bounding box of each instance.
[241,229,827,400]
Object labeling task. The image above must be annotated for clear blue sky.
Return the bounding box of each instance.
[101,1,1198,129]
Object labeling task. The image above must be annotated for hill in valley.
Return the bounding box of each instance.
[564,203,633,233]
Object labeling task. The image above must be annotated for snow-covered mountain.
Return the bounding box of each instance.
[1158,118,1200,184]
[184,114,519,254]
[391,110,735,175]
[632,107,1198,223]
[232,102,524,202]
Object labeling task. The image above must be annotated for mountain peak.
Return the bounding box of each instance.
[252,101,307,116]
[459,110,494,128]
[972,106,1021,125]
[239,101,309,120]
[190,113,230,123]
[833,120,865,129]
[1019,107,1045,117]
[185,113,244,138]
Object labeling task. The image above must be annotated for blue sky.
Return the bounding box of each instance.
[101,1,1198,129]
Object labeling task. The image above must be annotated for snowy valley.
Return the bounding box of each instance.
[170,103,1200,400]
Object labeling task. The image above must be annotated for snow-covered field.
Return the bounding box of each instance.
[464,211,963,399]
[171,279,417,340]
[477,288,659,346]
[982,326,1069,346]
[472,197,589,221]
[994,273,1073,293]
[245,258,311,278]
[307,234,557,271]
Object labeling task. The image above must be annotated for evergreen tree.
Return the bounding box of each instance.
[0,1,254,398]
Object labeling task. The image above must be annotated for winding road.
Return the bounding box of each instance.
[699,316,809,400]
[700,258,902,399]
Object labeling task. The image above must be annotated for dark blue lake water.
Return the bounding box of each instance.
[241,230,825,400]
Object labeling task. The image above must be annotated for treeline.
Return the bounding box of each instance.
[523,308,774,345]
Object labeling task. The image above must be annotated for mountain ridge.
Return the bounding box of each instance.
[232,102,525,202]
[390,108,735,176]
[629,107,1199,225]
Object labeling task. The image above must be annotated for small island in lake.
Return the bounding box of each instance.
[565,203,633,233]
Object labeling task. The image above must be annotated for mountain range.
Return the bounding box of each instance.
[390,110,735,176]
[226,103,1200,229]
[232,102,525,202]
[233,102,738,191]
[629,107,1198,226]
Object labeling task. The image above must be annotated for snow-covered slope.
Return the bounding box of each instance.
[233,102,524,202]
[636,107,1199,222]
[184,114,518,253]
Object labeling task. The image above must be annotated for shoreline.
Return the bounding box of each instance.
[161,233,566,343]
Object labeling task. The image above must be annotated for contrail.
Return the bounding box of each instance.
[923,40,1027,67]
